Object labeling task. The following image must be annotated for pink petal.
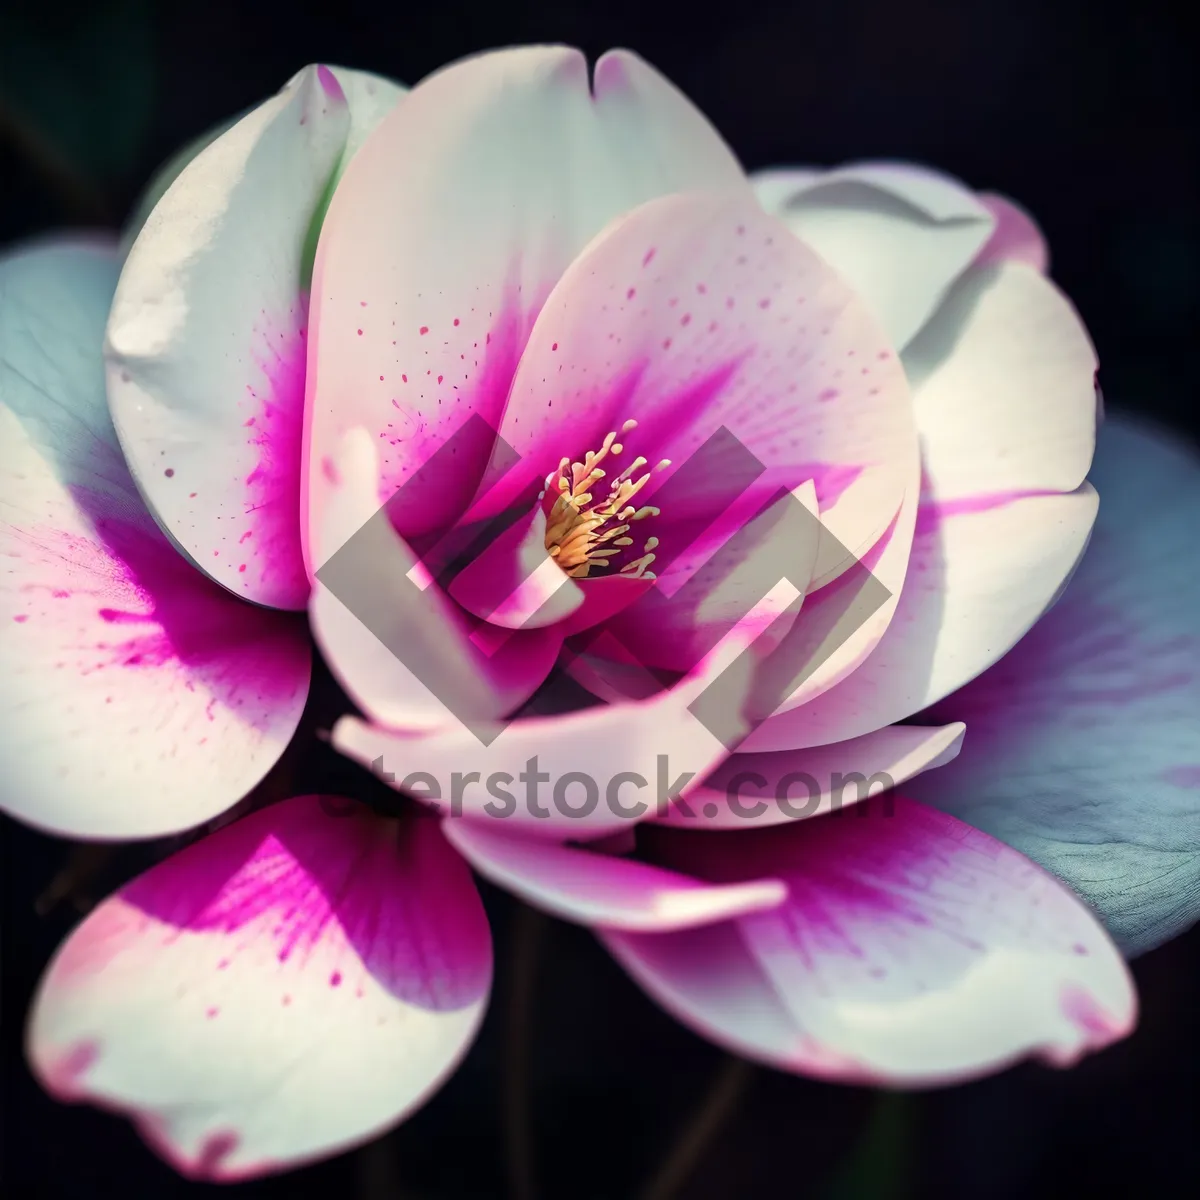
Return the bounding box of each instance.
[107,65,351,610]
[309,430,560,731]
[305,46,746,556]
[656,722,965,827]
[751,161,996,350]
[556,573,657,637]
[447,504,585,629]
[442,819,787,931]
[331,627,761,841]
[465,191,918,579]
[28,796,491,1181]
[975,192,1050,273]
[0,240,310,839]
[604,797,1135,1084]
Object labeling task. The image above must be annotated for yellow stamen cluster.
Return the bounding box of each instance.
[543,419,668,579]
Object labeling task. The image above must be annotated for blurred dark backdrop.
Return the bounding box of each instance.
[1,1,1197,1197]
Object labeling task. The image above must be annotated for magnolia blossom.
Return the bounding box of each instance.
[1,48,1197,1182]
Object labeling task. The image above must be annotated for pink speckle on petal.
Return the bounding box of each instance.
[642,248,656,267]
[419,326,429,336]
[330,971,343,988]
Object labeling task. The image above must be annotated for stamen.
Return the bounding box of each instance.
[542,419,668,578]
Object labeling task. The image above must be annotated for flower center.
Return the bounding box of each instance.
[543,419,669,579]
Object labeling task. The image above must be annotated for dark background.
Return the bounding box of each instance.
[1,1,1197,1197]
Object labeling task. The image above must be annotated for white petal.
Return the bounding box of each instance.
[905,261,1097,500]
[750,486,1098,748]
[753,161,995,350]
[107,64,351,610]
[756,259,1101,745]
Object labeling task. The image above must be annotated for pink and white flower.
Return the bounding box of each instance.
[2,48,1197,1181]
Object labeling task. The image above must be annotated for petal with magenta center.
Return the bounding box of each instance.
[305,46,747,555]
[466,191,917,583]
[27,797,491,1180]
[0,240,310,840]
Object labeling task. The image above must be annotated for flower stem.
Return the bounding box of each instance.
[637,1053,754,1200]
[504,902,548,1200]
